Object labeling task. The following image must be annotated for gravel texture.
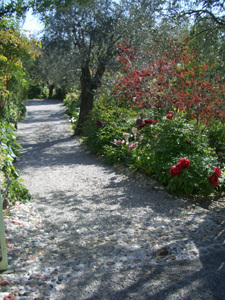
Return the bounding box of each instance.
[1,98,225,300]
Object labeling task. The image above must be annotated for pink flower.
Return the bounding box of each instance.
[129,143,136,149]
[166,113,174,119]
[179,158,190,169]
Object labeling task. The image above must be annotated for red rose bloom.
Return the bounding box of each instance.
[214,167,221,178]
[179,158,190,169]
[209,173,219,187]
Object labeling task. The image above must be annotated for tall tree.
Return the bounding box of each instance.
[40,0,163,134]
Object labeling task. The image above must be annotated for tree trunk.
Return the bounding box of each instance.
[75,62,93,135]
[48,84,55,98]
[75,60,106,135]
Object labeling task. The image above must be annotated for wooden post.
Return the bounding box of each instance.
[0,190,8,271]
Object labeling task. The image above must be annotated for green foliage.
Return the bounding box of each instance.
[63,91,80,132]
[27,84,48,99]
[0,120,31,205]
[207,121,225,160]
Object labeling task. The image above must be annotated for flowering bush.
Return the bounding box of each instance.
[81,96,224,195]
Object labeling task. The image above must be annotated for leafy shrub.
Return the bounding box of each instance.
[27,84,44,99]
[147,112,219,194]
[0,120,31,206]
[5,179,32,205]
[82,99,137,156]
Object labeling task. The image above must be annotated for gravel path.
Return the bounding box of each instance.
[1,99,225,300]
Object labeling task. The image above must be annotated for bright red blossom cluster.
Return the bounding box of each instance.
[170,158,190,177]
[209,167,222,187]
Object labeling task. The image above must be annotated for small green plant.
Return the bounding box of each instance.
[63,91,81,131]
[4,178,32,205]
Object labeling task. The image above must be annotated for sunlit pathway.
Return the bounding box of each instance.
[10,98,225,300]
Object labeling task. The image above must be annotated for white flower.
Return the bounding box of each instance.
[123,132,130,145]
[131,127,137,140]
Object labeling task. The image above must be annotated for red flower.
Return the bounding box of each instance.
[179,158,190,169]
[175,162,183,172]
[170,158,190,177]
[166,113,174,119]
[144,119,154,124]
[138,123,146,130]
[170,165,182,177]
[209,173,219,187]
[214,167,221,178]
[209,167,221,188]
[170,166,178,177]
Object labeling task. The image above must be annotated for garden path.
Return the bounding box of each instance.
[3,98,225,300]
